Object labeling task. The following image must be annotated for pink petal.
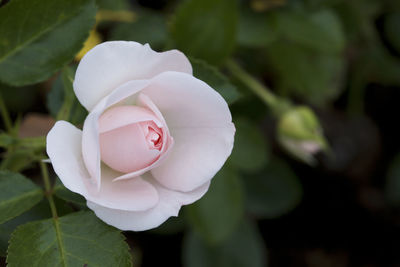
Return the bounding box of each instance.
[142,72,235,192]
[81,80,150,188]
[99,105,163,133]
[87,176,210,231]
[111,93,174,181]
[74,41,192,111]
[46,121,159,211]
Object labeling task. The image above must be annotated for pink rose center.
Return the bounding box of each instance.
[98,105,166,173]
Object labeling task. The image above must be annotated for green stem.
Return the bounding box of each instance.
[40,160,67,266]
[225,59,291,116]
[40,161,58,219]
[0,93,13,133]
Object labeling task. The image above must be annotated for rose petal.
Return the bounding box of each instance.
[46,121,90,195]
[81,80,150,188]
[152,127,234,192]
[141,72,235,192]
[47,121,159,211]
[74,41,192,111]
[99,105,163,133]
[111,93,174,182]
[87,176,210,231]
[142,72,233,128]
[93,166,159,211]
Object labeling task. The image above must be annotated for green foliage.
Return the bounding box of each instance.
[171,0,238,65]
[266,41,345,106]
[0,0,97,86]
[110,11,167,50]
[237,8,277,48]
[54,178,86,207]
[0,149,36,172]
[230,117,269,172]
[244,158,303,219]
[273,8,345,53]
[96,0,130,10]
[0,171,43,224]
[0,200,52,256]
[186,165,244,245]
[7,211,132,267]
[0,83,37,113]
[191,58,240,104]
[183,220,266,267]
[47,66,88,124]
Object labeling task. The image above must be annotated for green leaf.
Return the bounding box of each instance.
[0,200,51,256]
[47,66,87,124]
[7,211,132,267]
[274,8,345,53]
[0,83,37,112]
[237,8,277,48]
[54,178,86,207]
[0,0,97,86]
[0,149,36,172]
[110,11,167,50]
[183,220,267,267]
[0,171,43,224]
[96,0,130,10]
[186,165,244,245]
[230,118,269,172]
[171,0,238,65]
[191,58,240,105]
[244,158,302,218]
[266,41,345,105]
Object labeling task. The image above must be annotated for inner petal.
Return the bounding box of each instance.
[99,105,166,174]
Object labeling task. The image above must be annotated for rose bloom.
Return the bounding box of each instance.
[46,41,235,231]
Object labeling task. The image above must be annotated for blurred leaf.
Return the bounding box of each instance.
[0,149,36,172]
[183,220,267,267]
[0,0,97,86]
[0,83,37,112]
[54,178,86,207]
[237,8,277,48]
[47,66,88,124]
[150,216,186,235]
[110,11,167,50]
[171,0,238,64]
[96,0,130,10]
[186,165,244,245]
[274,8,345,53]
[0,133,15,148]
[230,118,269,172]
[266,41,345,105]
[385,154,400,207]
[191,58,240,104]
[0,200,51,256]
[0,171,43,224]
[244,158,302,218]
[7,211,132,266]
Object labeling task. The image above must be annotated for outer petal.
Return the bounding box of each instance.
[74,41,192,111]
[142,72,235,192]
[46,121,159,211]
[87,176,210,231]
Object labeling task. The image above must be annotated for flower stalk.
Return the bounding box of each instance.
[0,93,13,134]
[225,59,291,116]
[40,160,58,218]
